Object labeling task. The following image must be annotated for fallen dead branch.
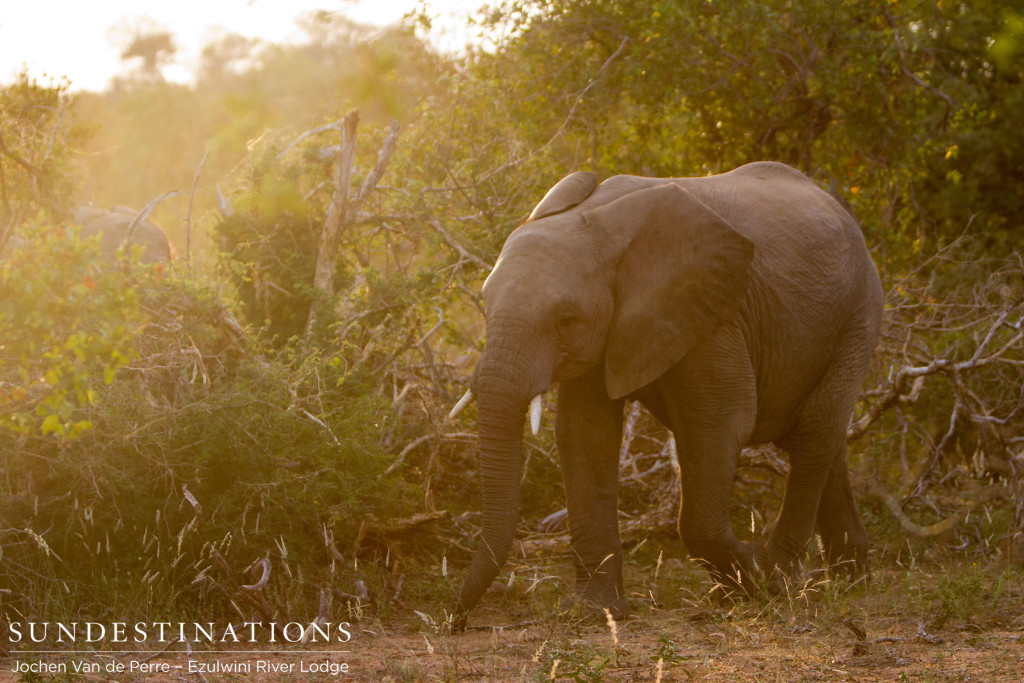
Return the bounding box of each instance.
[356,511,450,554]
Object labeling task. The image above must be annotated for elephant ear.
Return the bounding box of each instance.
[584,184,755,399]
[528,171,597,221]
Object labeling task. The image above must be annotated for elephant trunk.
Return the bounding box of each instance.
[452,349,538,627]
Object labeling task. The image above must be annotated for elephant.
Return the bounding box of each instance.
[75,205,173,263]
[448,161,883,628]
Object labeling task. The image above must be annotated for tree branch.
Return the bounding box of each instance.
[351,119,401,215]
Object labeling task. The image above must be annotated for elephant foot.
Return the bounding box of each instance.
[699,543,796,599]
[448,613,468,633]
[752,543,804,595]
[445,603,469,633]
[558,592,631,623]
[821,537,870,583]
[823,553,869,584]
[693,540,767,598]
[808,551,870,593]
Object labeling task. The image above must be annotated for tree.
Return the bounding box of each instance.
[469,0,1024,251]
[0,74,76,249]
[108,17,178,82]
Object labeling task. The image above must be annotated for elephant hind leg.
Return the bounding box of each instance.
[815,454,869,576]
[766,437,868,587]
[762,436,844,584]
[770,334,873,585]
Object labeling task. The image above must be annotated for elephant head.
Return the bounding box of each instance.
[451,172,754,624]
[75,205,173,263]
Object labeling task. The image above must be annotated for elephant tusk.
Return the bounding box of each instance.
[529,394,543,436]
[448,389,474,420]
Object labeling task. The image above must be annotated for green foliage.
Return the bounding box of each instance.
[215,156,325,343]
[0,223,141,437]
[937,564,988,625]
[474,0,1024,249]
[0,74,80,243]
[914,564,1016,629]
[5,0,1024,631]
[910,0,1024,244]
[1,266,423,623]
[542,642,613,683]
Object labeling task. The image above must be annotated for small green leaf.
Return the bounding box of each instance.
[41,413,63,436]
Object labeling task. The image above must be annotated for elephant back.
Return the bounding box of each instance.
[75,206,172,263]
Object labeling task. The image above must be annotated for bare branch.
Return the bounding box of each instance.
[241,555,272,591]
[185,148,210,268]
[43,94,69,162]
[882,6,953,128]
[382,432,476,478]
[351,119,401,215]
[471,36,632,186]
[542,36,631,152]
[427,218,493,271]
[275,115,350,160]
[848,298,1023,441]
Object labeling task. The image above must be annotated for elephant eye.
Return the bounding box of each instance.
[556,313,581,335]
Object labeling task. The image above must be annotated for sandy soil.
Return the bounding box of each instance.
[3,608,1022,683]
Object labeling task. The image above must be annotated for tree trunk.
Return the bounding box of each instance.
[306,109,359,338]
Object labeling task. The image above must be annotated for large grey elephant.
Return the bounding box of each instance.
[449,161,883,628]
[75,205,172,263]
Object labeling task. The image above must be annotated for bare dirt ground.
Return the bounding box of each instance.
[3,615,1021,682]
[3,561,1022,683]
[4,570,1023,683]
[344,613,1024,682]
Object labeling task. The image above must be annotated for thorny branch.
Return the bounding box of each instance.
[427,217,493,271]
[542,36,631,152]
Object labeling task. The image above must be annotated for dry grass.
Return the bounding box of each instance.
[4,549,1020,682]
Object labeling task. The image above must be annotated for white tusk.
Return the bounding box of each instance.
[529,394,543,436]
[448,389,474,420]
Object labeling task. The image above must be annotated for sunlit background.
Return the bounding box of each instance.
[0,0,482,91]
[2,3,1024,676]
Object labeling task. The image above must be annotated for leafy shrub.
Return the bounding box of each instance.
[215,153,335,343]
[0,222,141,437]
[1,241,425,625]
[0,73,79,235]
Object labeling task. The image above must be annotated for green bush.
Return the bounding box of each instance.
[0,222,141,437]
[1,240,425,624]
[215,154,333,343]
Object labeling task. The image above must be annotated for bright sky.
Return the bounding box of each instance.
[0,0,483,92]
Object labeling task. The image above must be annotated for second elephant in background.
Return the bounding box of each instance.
[75,205,173,263]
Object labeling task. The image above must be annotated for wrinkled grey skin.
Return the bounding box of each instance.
[75,206,172,263]
[453,161,883,628]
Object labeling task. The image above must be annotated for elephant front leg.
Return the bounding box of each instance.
[555,367,628,618]
[675,430,760,595]
[652,341,761,596]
